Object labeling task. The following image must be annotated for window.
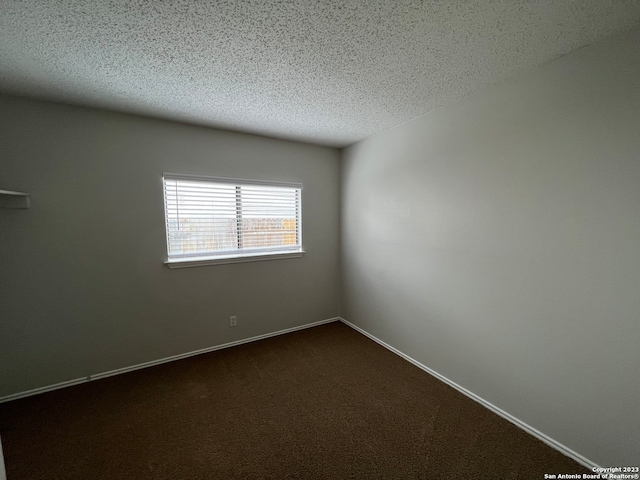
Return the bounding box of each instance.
[163,174,303,268]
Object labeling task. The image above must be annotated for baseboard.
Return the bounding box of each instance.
[0,317,340,404]
[338,317,600,471]
[0,315,599,470]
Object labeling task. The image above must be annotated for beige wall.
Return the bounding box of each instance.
[0,95,340,397]
[341,27,640,466]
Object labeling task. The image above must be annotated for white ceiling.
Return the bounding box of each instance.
[1,1,639,148]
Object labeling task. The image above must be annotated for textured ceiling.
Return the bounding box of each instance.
[1,1,639,147]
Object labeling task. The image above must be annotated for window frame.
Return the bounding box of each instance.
[162,173,304,268]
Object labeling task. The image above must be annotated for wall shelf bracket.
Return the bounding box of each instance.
[0,190,31,209]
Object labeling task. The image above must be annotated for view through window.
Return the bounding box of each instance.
[163,174,302,263]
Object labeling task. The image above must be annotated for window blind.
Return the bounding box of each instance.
[163,174,302,262]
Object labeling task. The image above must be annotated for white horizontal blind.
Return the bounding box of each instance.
[163,174,302,259]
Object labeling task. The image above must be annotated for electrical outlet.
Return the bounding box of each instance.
[229,316,237,327]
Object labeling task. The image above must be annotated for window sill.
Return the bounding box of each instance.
[164,250,305,269]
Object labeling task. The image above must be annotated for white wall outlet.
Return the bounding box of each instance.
[229,316,237,327]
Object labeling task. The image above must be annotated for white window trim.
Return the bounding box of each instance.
[165,250,305,268]
[162,173,304,268]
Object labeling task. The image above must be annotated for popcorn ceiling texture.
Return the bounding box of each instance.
[1,1,639,147]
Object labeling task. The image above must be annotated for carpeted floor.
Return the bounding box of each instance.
[0,321,588,479]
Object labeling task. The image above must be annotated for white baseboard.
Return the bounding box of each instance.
[0,315,599,470]
[0,317,340,404]
[338,317,600,471]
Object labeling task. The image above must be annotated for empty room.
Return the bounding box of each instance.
[1,1,638,478]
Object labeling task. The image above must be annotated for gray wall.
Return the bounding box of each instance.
[0,95,340,397]
[341,26,640,466]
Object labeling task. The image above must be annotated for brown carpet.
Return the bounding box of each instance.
[0,321,587,479]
